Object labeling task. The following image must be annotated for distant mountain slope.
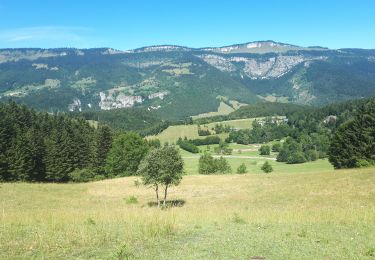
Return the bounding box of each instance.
[0,41,375,119]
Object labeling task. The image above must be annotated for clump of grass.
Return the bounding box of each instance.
[142,219,176,238]
[232,213,246,224]
[365,248,375,257]
[113,244,134,260]
[84,217,96,225]
[297,229,307,238]
[134,179,141,187]
[125,196,138,204]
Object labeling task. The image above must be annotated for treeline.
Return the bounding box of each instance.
[74,107,169,136]
[227,98,374,164]
[0,102,112,182]
[177,136,221,153]
[329,98,375,168]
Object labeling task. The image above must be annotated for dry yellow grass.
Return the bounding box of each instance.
[1,167,375,259]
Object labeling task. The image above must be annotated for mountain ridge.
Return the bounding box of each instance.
[0,41,374,120]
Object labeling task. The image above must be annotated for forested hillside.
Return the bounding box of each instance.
[0,102,112,182]
[1,42,375,120]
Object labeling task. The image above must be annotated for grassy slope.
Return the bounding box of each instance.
[191,102,235,120]
[147,118,262,143]
[1,165,374,259]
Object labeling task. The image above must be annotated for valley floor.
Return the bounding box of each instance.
[1,166,375,259]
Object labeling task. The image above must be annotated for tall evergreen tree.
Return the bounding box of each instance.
[329,99,375,168]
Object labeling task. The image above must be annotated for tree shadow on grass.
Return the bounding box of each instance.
[147,199,186,208]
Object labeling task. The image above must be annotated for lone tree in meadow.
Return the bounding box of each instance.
[137,146,184,207]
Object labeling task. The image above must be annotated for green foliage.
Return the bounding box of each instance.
[237,163,247,174]
[105,132,149,176]
[177,138,199,153]
[214,141,233,155]
[0,101,111,182]
[228,118,291,145]
[137,146,184,206]
[68,168,97,183]
[198,153,231,174]
[259,145,271,155]
[216,157,232,174]
[197,126,211,136]
[329,98,375,168]
[272,142,282,152]
[125,196,138,204]
[189,136,221,146]
[214,123,231,134]
[198,154,217,174]
[77,108,169,136]
[261,161,273,173]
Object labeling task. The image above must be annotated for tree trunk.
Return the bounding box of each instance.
[163,184,168,206]
[155,184,160,208]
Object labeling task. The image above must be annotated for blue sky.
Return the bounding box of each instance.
[0,0,374,50]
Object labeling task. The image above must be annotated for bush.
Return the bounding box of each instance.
[259,145,271,155]
[305,149,318,161]
[287,152,307,164]
[125,196,138,204]
[177,139,199,153]
[261,161,273,173]
[216,157,232,174]
[68,168,97,182]
[198,154,231,174]
[214,141,233,155]
[198,153,217,174]
[190,136,221,146]
[272,143,282,152]
[198,128,211,136]
[237,163,247,174]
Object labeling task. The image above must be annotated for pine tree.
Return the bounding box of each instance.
[94,125,112,174]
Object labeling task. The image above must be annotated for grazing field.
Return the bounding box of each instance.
[191,102,235,119]
[147,124,199,143]
[205,118,256,130]
[1,165,374,259]
[148,118,264,143]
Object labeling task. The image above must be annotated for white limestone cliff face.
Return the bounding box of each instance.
[198,54,237,72]
[198,54,327,79]
[68,98,82,112]
[99,92,143,110]
[148,91,168,100]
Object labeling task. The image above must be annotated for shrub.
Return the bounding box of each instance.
[190,136,221,146]
[287,152,307,164]
[177,139,199,153]
[305,149,318,161]
[272,143,282,152]
[216,157,232,174]
[237,163,247,174]
[198,154,231,174]
[198,153,217,174]
[261,161,273,173]
[259,145,271,155]
[198,128,211,136]
[214,140,233,155]
[68,168,97,182]
[125,196,138,204]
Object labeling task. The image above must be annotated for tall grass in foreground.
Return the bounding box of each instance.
[1,167,374,259]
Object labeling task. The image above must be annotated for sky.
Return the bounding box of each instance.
[0,0,374,50]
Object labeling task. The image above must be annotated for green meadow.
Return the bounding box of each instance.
[1,153,374,259]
